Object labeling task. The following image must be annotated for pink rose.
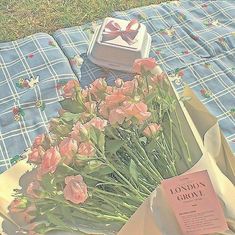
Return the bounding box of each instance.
[22,205,36,223]
[150,72,166,84]
[109,108,125,125]
[143,123,161,137]
[26,181,41,198]
[63,175,88,204]
[78,142,95,157]
[84,101,96,113]
[99,102,109,118]
[133,58,157,74]
[115,78,124,88]
[33,134,45,147]
[28,147,45,163]
[87,117,107,131]
[81,87,89,99]
[9,200,36,224]
[59,137,78,165]
[106,86,113,95]
[89,78,107,98]
[123,101,151,123]
[105,91,127,108]
[121,80,138,96]
[9,198,27,213]
[37,147,61,177]
[99,90,127,119]
[71,121,88,143]
[63,80,80,98]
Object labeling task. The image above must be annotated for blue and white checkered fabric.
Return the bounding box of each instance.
[0,0,234,173]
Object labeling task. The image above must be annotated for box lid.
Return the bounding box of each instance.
[87,17,151,73]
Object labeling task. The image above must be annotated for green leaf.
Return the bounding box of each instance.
[105,139,125,154]
[72,210,100,222]
[81,160,113,177]
[98,132,105,151]
[61,112,80,122]
[145,92,157,104]
[37,203,57,215]
[52,124,71,137]
[53,194,65,201]
[129,159,138,182]
[59,99,83,114]
[146,139,157,153]
[34,223,47,234]
[47,213,68,228]
[75,86,84,104]
[83,161,102,174]
[90,165,114,177]
[41,174,57,193]
[56,165,77,176]
[89,127,98,144]
[61,206,76,225]
[60,205,71,218]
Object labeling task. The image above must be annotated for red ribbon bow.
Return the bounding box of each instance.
[102,19,141,45]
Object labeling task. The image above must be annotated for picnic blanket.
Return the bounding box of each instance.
[0,0,235,173]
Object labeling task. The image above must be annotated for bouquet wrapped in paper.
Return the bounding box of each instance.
[0,58,235,235]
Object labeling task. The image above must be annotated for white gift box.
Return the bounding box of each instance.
[87,17,151,73]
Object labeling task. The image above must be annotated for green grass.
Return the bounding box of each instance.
[0,0,169,42]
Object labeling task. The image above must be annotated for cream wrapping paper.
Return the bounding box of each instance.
[0,85,234,235]
[118,86,235,235]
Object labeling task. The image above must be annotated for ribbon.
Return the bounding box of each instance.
[102,19,141,45]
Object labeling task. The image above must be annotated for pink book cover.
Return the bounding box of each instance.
[161,170,228,235]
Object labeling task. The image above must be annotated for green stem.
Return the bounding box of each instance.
[89,186,141,203]
[92,193,124,214]
[167,111,174,159]
[114,128,161,185]
[132,136,163,181]
[122,145,155,182]
[144,74,150,93]
[174,110,192,168]
[41,226,81,234]
[139,178,156,190]
[91,189,137,212]
[155,135,178,176]
[45,197,127,223]
[104,157,144,200]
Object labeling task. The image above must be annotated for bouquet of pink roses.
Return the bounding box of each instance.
[9,58,193,235]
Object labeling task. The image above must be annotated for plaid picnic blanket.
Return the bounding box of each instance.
[0,0,234,173]
[0,34,77,172]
